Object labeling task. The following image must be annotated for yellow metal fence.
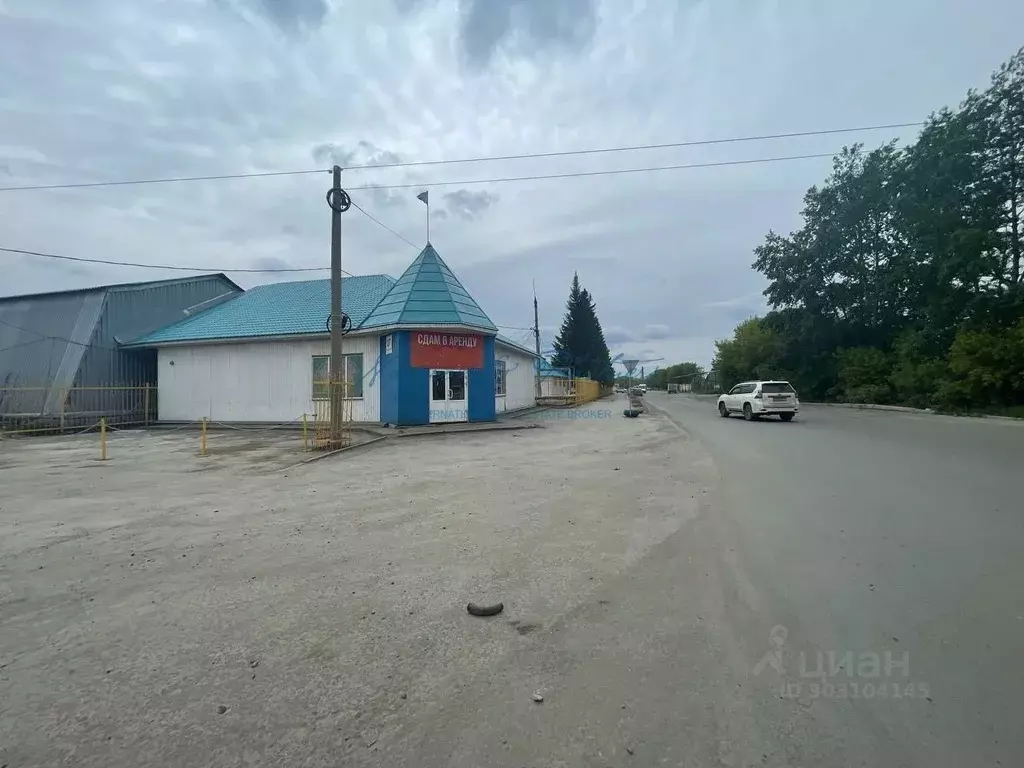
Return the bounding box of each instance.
[310,379,355,450]
[573,378,609,406]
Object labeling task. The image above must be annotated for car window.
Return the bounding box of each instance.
[744,383,757,394]
[728,385,743,395]
[761,382,795,393]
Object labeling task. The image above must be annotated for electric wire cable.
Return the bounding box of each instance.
[349,152,838,192]
[0,122,923,193]
[0,245,352,275]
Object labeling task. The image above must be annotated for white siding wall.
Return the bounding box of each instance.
[494,345,536,414]
[157,335,380,423]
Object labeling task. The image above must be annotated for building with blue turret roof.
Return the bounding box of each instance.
[127,244,539,425]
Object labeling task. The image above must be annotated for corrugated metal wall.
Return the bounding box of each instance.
[0,290,105,414]
[77,275,238,383]
[1,275,239,418]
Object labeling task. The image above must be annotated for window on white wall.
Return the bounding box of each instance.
[495,359,507,396]
[312,354,364,399]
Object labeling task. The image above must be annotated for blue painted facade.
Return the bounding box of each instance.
[467,336,497,422]
[378,330,498,426]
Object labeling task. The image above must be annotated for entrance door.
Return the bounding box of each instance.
[429,369,468,423]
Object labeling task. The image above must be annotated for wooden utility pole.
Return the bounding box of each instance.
[327,165,351,448]
[533,282,542,399]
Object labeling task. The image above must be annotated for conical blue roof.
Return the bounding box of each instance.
[359,244,497,332]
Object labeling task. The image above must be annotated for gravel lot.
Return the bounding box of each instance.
[0,401,706,767]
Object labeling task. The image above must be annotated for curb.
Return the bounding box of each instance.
[804,402,1022,421]
[393,422,541,438]
[805,402,933,414]
[657,392,1022,422]
[297,435,389,464]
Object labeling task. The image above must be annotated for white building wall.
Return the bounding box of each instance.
[157,334,381,423]
[494,345,536,414]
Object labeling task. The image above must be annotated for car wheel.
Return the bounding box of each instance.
[743,403,754,421]
[780,413,794,422]
[718,402,729,418]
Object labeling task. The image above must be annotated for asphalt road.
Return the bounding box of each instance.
[642,393,1024,767]
[5,398,1020,767]
[385,396,1024,767]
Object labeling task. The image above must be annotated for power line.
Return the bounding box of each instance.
[345,122,923,172]
[350,200,419,249]
[0,245,352,275]
[350,152,838,191]
[0,168,327,193]
[0,122,922,194]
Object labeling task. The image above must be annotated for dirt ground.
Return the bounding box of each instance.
[0,401,709,767]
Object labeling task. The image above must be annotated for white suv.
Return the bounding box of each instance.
[718,380,799,422]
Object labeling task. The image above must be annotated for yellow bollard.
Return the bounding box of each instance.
[200,417,207,456]
[100,417,107,461]
[302,413,308,451]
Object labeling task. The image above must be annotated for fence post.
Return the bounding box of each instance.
[200,417,208,456]
[100,417,107,461]
[302,413,309,451]
[60,389,67,431]
[144,384,150,426]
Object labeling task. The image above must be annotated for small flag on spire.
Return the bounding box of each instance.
[417,191,429,205]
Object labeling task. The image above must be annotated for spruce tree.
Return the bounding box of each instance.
[551,273,615,383]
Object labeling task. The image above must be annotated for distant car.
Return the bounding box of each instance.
[717,380,799,421]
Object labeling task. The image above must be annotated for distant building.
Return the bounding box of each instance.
[127,245,539,426]
[537,358,572,399]
[0,274,241,423]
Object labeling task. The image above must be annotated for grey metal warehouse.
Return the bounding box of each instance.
[0,274,241,430]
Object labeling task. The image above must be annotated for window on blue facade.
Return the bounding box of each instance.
[312,354,364,399]
[495,359,507,396]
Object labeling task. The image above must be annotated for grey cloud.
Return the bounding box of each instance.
[391,0,427,12]
[442,189,499,221]
[218,0,330,34]
[312,141,408,209]
[5,0,1024,373]
[603,327,636,346]
[250,256,294,271]
[459,0,598,67]
[311,141,402,169]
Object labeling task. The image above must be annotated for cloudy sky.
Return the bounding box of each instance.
[2,0,1022,367]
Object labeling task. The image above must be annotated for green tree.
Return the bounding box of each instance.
[836,347,892,404]
[647,362,703,389]
[940,319,1024,410]
[734,46,1024,413]
[551,273,615,383]
[712,318,784,388]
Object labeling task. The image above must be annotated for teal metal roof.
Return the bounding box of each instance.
[360,244,498,332]
[538,358,570,378]
[132,275,395,344]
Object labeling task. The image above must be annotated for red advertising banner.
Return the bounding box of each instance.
[409,331,485,369]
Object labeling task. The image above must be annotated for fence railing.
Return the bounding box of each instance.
[0,385,155,436]
[310,379,355,449]
[573,378,607,405]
